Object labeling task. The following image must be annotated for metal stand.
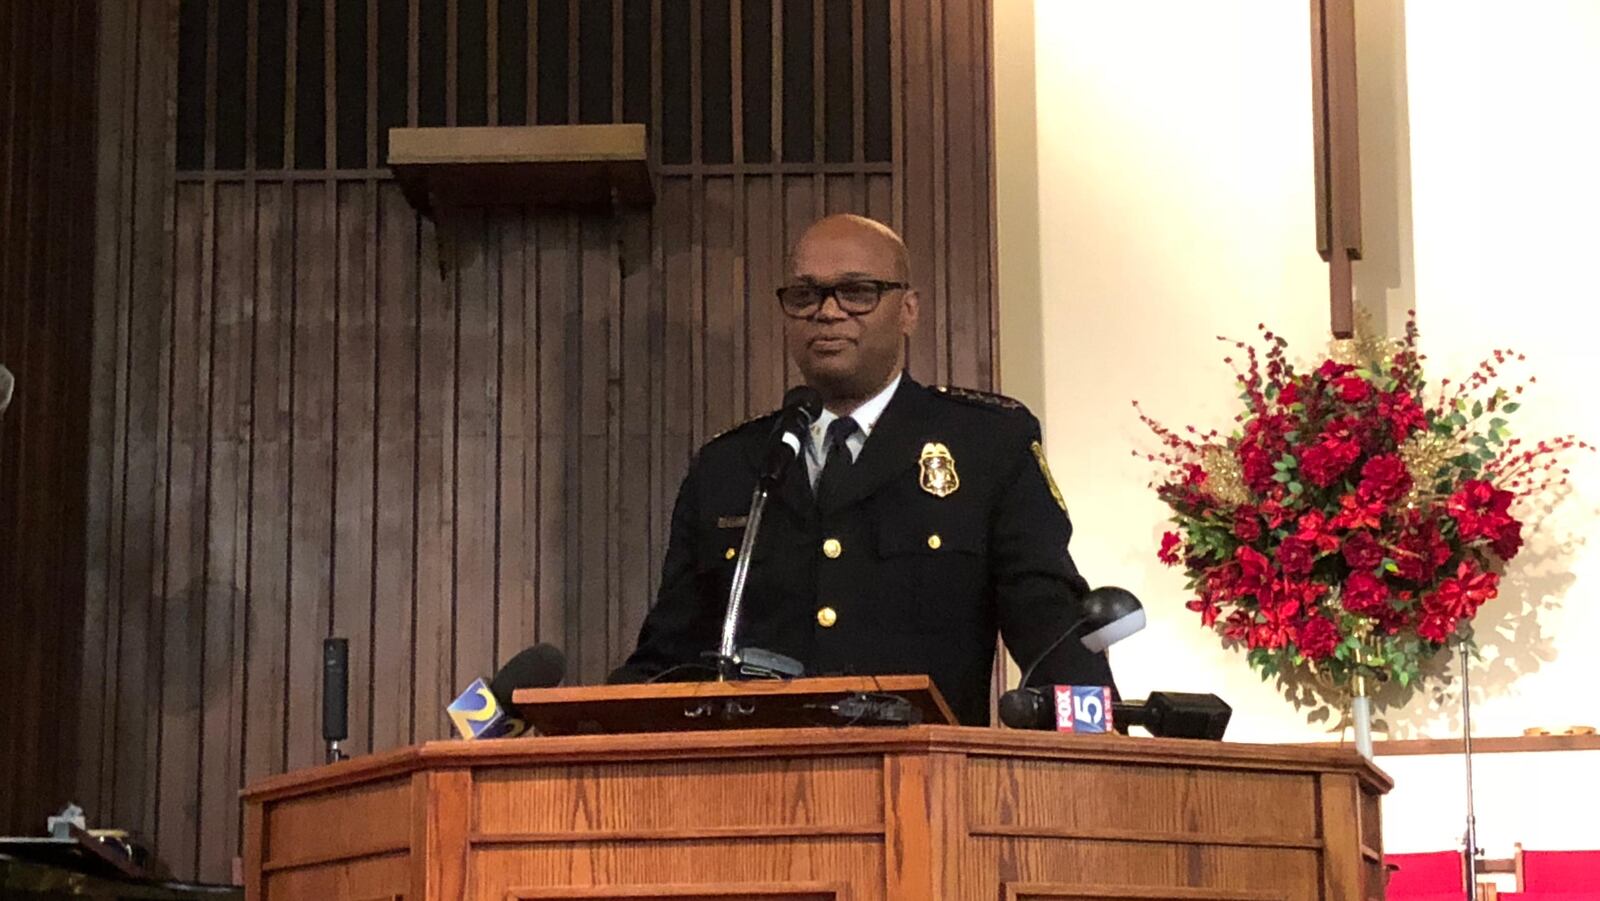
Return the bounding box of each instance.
[325,741,345,765]
[1460,643,1479,901]
[714,484,772,681]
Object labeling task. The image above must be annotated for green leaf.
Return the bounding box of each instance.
[1503,402,1520,413]
[1472,400,1484,418]
[1383,560,1399,573]
[1288,481,1304,495]
[1273,471,1291,483]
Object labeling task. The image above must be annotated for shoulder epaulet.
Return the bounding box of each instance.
[707,407,781,444]
[934,384,1030,413]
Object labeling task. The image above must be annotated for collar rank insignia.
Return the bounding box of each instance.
[919,442,960,498]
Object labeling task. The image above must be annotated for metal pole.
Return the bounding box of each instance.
[715,485,771,678]
[1461,643,1479,901]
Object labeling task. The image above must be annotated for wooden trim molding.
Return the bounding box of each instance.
[1302,733,1600,756]
[504,883,846,900]
[468,824,885,844]
[969,825,1323,851]
[243,726,1392,802]
[1004,885,1282,901]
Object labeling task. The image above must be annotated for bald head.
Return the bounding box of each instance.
[789,214,910,283]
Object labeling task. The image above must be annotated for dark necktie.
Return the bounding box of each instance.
[815,417,859,509]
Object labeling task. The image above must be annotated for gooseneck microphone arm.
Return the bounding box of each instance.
[713,387,821,681]
[715,483,772,679]
[1013,613,1089,691]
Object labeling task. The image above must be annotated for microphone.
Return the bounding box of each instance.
[998,587,1146,730]
[1114,691,1233,740]
[322,638,349,763]
[759,386,824,486]
[447,643,566,740]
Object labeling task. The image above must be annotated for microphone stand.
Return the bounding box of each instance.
[714,483,772,681]
[1460,643,1479,901]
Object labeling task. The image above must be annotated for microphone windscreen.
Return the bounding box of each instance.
[781,385,823,422]
[489,643,567,702]
[998,688,1047,729]
[1081,606,1146,654]
[322,638,349,742]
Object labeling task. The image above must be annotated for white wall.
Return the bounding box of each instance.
[995,0,1600,853]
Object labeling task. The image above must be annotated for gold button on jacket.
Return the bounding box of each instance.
[822,538,842,558]
[816,606,838,628]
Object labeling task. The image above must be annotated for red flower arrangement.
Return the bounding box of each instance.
[1139,315,1587,704]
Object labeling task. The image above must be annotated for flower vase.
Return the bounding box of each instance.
[1351,687,1374,760]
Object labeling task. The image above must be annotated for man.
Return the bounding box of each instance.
[611,214,1114,725]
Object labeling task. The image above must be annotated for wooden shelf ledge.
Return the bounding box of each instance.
[387,123,653,216]
[1302,732,1600,756]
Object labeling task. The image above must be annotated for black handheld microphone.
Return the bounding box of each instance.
[447,643,568,740]
[1114,691,1233,740]
[489,643,568,705]
[759,386,824,486]
[322,638,349,763]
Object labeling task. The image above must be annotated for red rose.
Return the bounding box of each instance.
[1295,615,1340,660]
[1279,381,1302,406]
[1334,375,1372,402]
[1233,510,1263,542]
[1342,530,1386,571]
[1260,497,1291,529]
[1491,520,1523,559]
[1341,571,1389,616]
[1448,479,1516,541]
[1425,579,1469,619]
[1300,437,1362,487]
[1238,442,1278,495]
[1159,531,1183,566]
[1317,360,1356,379]
[1235,545,1273,589]
[1275,536,1317,576]
[1295,509,1343,552]
[1330,492,1386,531]
[1394,515,1453,583]
[1379,389,1428,442]
[1357,454,1412,505]
[1418,611,1458,643]
[1250,620,1292,650]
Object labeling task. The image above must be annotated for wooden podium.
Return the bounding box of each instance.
[241,681,1391,901]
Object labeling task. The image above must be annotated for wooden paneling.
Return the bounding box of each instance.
[83,0,1000,882]
[0,0,99,836]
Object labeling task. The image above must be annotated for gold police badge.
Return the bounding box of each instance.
[919,442,960,497]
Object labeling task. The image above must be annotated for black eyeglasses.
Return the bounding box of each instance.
[775,279,909,319]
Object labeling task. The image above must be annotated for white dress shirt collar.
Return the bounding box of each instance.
[805,372,903,482]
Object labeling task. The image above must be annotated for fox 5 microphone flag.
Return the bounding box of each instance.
[1052,685,1114,734]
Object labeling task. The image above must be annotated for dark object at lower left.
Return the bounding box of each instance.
[0,845,241,899]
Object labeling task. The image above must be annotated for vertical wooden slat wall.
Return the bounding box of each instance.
[80,0,997,881]
[0,0,99,838]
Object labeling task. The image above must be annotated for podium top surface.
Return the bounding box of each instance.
[241,725,1392,803]
[510,674,960,735]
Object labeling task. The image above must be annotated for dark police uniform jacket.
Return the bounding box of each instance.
[610,374,1115,725]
